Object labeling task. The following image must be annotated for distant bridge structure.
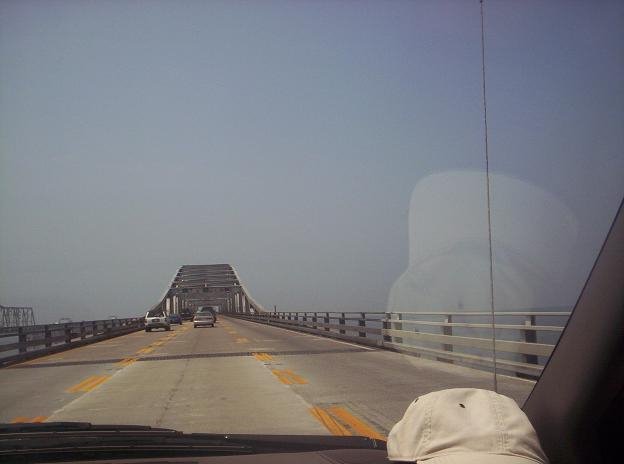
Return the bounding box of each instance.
[148,264,265,316]
[0,305,36,328]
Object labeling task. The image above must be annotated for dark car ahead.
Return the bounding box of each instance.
[168,313,182,324]
[180,310,194,321]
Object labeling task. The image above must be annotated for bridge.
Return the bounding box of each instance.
[0,264,568,438]
[148,264,265,316]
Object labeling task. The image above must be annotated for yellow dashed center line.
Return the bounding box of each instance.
[136,327,185,356]
[11,416,47,423]
[116,357,137,367]
[309,406,386,440]
[10,417,29,424]
[66,375,111,393]
[309,407,351,435]
[271,369,308,385]
[326,406,386,440]
[252,352,274,362]
[136,347,155,355]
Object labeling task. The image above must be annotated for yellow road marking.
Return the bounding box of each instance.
[10,416,47,423]
[252,352,274,362]
[309,407,351,436]
[10,417,30,424]
[82,375,110,392]
[66,375,110,393]
[271,369,307,385]
[136,347,154,355]
[116,357,137,367]
[235,337,249,344]
[326,406,386,440]
[271,370,292,384]
[66,376,101,392]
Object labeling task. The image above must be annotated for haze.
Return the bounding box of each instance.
[1,1,622,323]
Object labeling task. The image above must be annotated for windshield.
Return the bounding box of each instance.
[0,0,622,447]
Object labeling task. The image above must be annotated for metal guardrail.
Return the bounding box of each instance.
[0,318,144,367]
[230,310,571,378]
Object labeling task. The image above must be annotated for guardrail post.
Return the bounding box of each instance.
[18,327,27,353]
[339,313,345,334]
[358,312,366,337]
[64,324,72,344]
[524,315,538,364]
[383,312,391,342]
[437,315,454,364]
[442,315,453,352]
[395,313,403,344]
[312,312,318,330]
[44,325,52,348]
[324,312,330,332]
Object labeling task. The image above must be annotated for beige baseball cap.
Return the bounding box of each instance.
[387,388,548,463]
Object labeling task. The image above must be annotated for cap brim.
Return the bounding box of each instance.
[414,453,544,464]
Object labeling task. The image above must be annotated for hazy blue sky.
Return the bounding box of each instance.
[1,1,622,323]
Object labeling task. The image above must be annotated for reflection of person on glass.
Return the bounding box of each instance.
[387,171,577,314]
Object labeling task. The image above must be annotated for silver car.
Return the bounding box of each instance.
[145,312,171,332]
[193,309,215,328]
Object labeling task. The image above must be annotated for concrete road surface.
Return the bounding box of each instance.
[0,316,534,437]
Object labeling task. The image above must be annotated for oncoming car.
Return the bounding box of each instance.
[193,307,215,328]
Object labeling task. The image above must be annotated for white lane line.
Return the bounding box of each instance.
[227,318,375,351]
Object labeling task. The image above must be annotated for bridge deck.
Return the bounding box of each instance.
[0,316,534,436]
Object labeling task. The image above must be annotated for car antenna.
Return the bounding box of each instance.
[480,0,498,393]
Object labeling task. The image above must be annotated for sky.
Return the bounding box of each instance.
[1,0,622,324]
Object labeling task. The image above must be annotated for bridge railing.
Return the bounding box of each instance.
[231,310,571,379]
[0,318,144,367]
